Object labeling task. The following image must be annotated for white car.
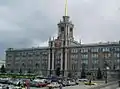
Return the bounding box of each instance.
[47,82,60,88]
[33,79,46,83]
[68,80,76,86]
[0,84,3,89]
[13,86,21,89]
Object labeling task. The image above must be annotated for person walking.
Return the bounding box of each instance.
[59,83,62,89]
[25,80,30,89]
[6,86,9,89]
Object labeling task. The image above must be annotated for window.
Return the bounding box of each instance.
[81,63,88,69]
[35,63,39,68]
[81,48,88,53]
[92,59,98,64]
[91,48,99,52]
[71,54,78,59]
[61,27,64,32]
[70,28,73,32]
[7,64,10,67]
[71,49,78,53]
[81,60,88,64]
[8,55,12,58]
[114,53,120,58]
[91,54,98,58]
[72,64,76,70]
[81,54,88,59]
[104,53,109,58]
[15,57,20,60]
[57,60,60,64]
[117,53,120,57]
[102,48,110,52]
[116,59,120,63]
[16,53,20,57]
[114,48,120,51]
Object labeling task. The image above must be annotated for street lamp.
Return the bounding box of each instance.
[105,66,110,84]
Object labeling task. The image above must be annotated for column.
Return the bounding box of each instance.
[64,24,68,77]
[52,49,55,74]
[64,48,68,77]
[78,49,81,76]
[47,49,50,75]
[111,48,115,70]
[88,49,92,71]
[99,48,104,70]
[61,49,63,71]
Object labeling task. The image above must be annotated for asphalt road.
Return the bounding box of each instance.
[30,85,91,89]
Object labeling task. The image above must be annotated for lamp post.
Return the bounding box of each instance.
[105,66,110,84]
[104,61,110,84]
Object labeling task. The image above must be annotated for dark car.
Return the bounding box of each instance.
[30,81,48,87]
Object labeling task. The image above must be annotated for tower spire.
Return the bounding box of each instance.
[65,0,68,16]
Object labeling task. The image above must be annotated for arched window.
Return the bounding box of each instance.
[61,27,64,32]
[70,28,73,32]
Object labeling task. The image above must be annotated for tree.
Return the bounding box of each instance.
[1,65,6,73]
[35,63,39,73]
[68,72,72,78]
[97,68,102,79]
[81,68,86,78]
[81,63,86,78]
[35,63,39,68]
[11,70,14,73]
[55,67,60,76]
[19,68,22,75]
[28,68,31,74]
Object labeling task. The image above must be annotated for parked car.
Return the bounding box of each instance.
[84,81,97,85]
[30,81,48,87]
[0,78,9,84]
[78,79,88,82]
[36,82,48,87]
[47,82,60,88]
[68,80,76,86]
[30,81,37,87]
[61,81,66,87]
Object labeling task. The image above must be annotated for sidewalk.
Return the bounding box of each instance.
[89,80,118,89]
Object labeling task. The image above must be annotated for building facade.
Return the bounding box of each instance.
[5,15,120,77]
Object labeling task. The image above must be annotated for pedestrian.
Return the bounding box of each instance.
[49,87,52,89]
[89,79,91,85]
[6,86,9,89]
[59,83,62,89]
[18,81,21,86]
[21,83,25,89]
[25,80,30,89]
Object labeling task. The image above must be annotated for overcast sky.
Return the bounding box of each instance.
[0,0,120,59]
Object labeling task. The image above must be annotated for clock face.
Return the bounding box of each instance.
[55,39,61,48]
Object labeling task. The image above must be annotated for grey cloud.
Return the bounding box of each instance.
[0,0,120,58]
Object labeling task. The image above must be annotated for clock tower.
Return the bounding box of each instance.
[48,0,75,77]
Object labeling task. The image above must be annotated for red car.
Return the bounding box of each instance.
[36,82,48,87]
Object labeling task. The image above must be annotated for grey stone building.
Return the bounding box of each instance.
[5,14,120,77]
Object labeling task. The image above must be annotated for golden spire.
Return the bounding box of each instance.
[65,0,68,16]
